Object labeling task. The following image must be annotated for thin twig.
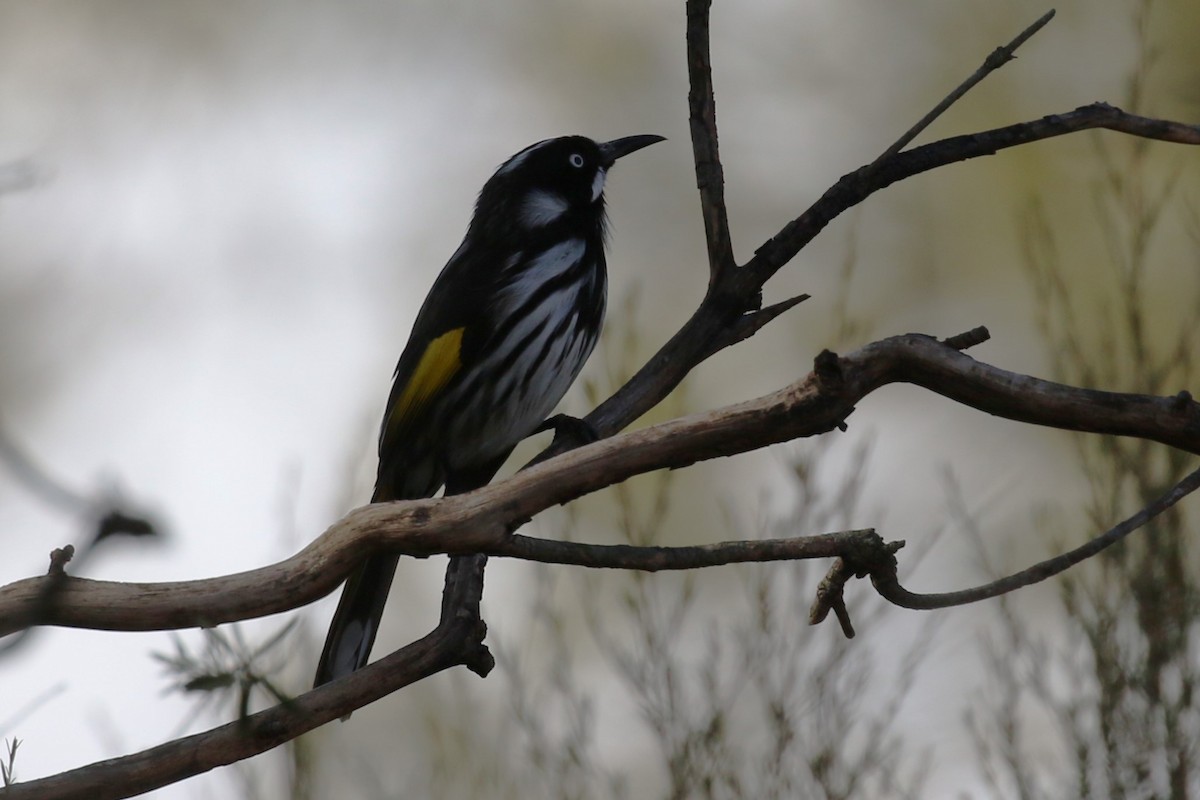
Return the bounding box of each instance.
[869,9,1057,170]
[747,103,1200,287]
[869,464,1200,609]
[0,424,161,661]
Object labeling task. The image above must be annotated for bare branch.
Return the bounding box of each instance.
[495,528,876,570]
[686,0,735,282]
[748,103,1200,287]
[4,331,1196,638]
[870,9,1057,167]
[8,5,1200,794]
[0,422,161,660]
[0,622,470,800]
[868,464,1200,610]
[581,105,1200,452]
[9,386,1195,798]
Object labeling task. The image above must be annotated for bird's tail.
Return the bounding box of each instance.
[313,454,509,692]
[313,552,400,687]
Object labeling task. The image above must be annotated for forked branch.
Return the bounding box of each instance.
[5,330,1198,639]
[4,3,1200,799]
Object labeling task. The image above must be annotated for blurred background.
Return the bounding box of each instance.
[1,0,1198,797]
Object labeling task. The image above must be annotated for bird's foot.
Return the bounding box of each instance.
[532,413,600,450]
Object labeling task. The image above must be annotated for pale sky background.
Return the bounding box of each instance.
[1,1,1197,797]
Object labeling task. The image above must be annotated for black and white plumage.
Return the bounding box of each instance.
[314,134,664,689]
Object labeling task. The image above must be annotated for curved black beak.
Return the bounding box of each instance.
[598,134,666,168]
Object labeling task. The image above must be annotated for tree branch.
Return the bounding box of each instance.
[5,331,1197,638]
[7,4,1200,796]
[0,623,468,800]
[495,528,878,570]
[686,0,735,283]
[869,9,1056,168]
[748,103,1200,287]
[548,6,1200,461]
[869,463,1200,610]
[579,103,1200,453]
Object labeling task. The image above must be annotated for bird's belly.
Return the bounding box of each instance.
[443,300,599,470]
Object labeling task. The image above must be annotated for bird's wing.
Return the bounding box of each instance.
[381,326,464,442]
[376,242,496,468]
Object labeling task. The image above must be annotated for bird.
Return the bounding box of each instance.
[314,133,664,688]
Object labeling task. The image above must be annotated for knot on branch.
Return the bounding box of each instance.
[48,544,75,576]
[813,350,852,432]
[813,349,842,386]
[982,47,1016,71]
[808,532,905,638]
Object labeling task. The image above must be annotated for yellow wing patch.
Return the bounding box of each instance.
[388,327,465,434]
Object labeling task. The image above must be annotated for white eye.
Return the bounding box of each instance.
[568,153,585,168]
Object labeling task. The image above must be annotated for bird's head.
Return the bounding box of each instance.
[472,134,664,236]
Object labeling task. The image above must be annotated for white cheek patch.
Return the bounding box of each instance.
[520,189,569,227]
[591,168,607,202]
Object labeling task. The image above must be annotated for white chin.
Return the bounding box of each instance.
[591,168,607,202]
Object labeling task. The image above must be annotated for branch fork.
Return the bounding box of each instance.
[4,3,1200,797]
